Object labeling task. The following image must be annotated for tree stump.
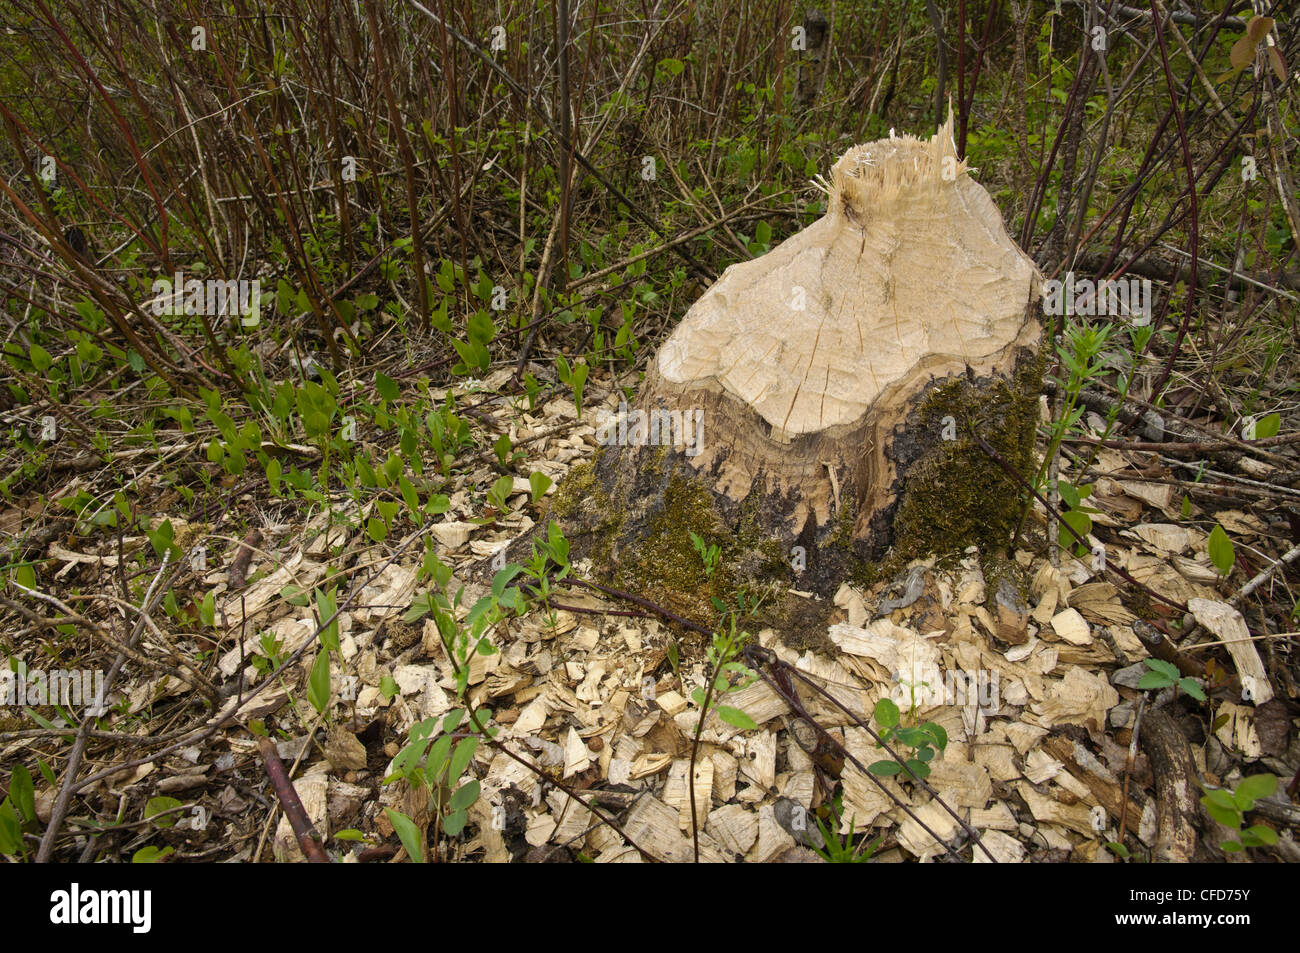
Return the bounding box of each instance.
[551,116,1043,618]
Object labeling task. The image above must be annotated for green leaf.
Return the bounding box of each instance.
[384,808,425,863]
[868,760,903,776]
[427,734,454,779]
[0,800,25,854]
[905,759,931,779]
[265,457,282,494]
[1207,524,1235,576]
[1058,481,1081,509]
[1251,412,1281,439]
[488,474,514,511]
[492,564,523,597]
[1137,671,1174,691]
[8,765,35,824]
[315,588,339,652]
[1233,774,1276,810]
[896,726,931,748]
[334,829,366,842]
[131,845,174,863]
[1200,795,1241,828]
[307,650,331,714]
[380,675,399,700]
[874,698,900,729]
[1058,509,1092,550]
[493,432,512,465]
[918,721,948,752]
[448,737,478,782]
[1143,658,1180,681]
[1220,839,1245,852]
[376,372,399,403]
[29,344,52,373]
[449,779,480,813]
[443,807,468,837]
[528,471,553,503]
[1177,677,1206,701]
[716,705,758,730]
[145,796,185,828]
[1240,823,1277,846]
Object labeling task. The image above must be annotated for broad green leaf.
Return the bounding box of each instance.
[529,471,553,503]
[132,845,174,863]
[716,705,758,731]
[8,765,35,824]
[145,796,185,828]
[385,808,425,863]
[448,737,478,782]
[905,759,931,778]
[919,721,948,752]
[443,807,467,837]
[1144,658,1180,680]
[307,650,331,714]
[1058,509,1092,550]
[376,372,399,403]
[1233,774,1276,810]
[0,800,25,854]
[1200,797,1240,828]
[1240,824,1278,846]
[1207,524,1235,576]
[449,779,480,813]
[29,344,52,372]
[1251,412,1281,439]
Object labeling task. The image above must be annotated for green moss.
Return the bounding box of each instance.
[887,347,1044,573]
[549,459,598,520]
[546,454,623,572]
[613,473,728,624]
[758,593,839,656]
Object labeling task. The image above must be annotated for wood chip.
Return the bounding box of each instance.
[1049,608,1092,645]
[1188,598,1274,704]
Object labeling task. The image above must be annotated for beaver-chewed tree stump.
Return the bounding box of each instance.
[550,116,1043,618]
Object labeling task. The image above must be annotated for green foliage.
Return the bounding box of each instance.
[811,793,881,863]
[384,807,425,863]
[1207,524,1235,577]
[1136,658,1206,701]
[528,471,553,504]
[688,530,721,578]
[868,698,948,780]
[144,796,185,828]
[1199,774,1279,853]
[555,355,588,418]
